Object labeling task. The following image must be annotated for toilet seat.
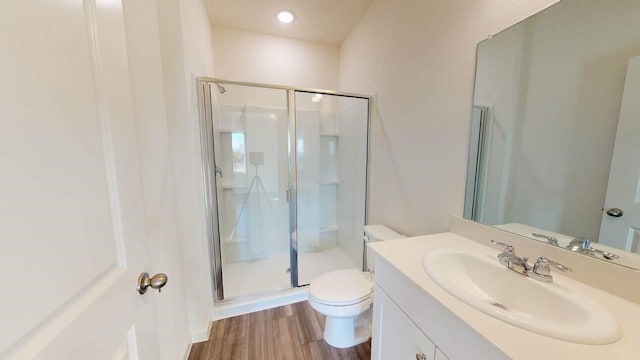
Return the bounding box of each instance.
[309,269,373,306]
[310,292,371,306]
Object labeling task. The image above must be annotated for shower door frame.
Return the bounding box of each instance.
[198,78,372,302]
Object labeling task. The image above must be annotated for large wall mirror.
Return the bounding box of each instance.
[465,0,640,269]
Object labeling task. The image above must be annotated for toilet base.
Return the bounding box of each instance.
[323,308,372,348]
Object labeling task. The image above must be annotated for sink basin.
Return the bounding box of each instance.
[422,248,621,344]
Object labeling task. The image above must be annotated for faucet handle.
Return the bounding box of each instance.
[533,257,572,277]
[544,257,572,272]
[532,233,559,246]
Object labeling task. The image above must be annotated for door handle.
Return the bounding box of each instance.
[606,208,624,218]
[137,272,168,294]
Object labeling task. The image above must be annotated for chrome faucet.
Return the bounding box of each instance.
[491,240,530,275]
[566,237,620,260]
[566,237,591,253]
[490,240,572,283]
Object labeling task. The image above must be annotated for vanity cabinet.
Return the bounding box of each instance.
[372,285,437,360]
[370,250,508,360]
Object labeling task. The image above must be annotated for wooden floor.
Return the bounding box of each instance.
[188,301,371,360]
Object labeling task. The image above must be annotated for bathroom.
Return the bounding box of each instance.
[3,0,640,359]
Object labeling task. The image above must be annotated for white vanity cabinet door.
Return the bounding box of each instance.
[372,285,436,360]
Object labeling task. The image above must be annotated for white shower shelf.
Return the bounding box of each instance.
[319,132,339,137]
[319,225,339,233]
[222,235,249,244]
[217,182,247,190]
[320,179,340,185]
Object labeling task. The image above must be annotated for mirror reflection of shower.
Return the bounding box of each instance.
[202,80,370,300]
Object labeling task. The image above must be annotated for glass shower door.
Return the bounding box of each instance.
[210,83,291,298]
[294,91,370,286]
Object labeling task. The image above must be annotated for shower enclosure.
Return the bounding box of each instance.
[198,79,370,301]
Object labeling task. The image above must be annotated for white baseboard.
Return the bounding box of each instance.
[182,341,192,360]
[191,316,214,343]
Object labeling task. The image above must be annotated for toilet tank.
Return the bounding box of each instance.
[364,225,405,273]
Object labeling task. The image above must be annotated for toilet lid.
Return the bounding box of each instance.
[309,269,373,305]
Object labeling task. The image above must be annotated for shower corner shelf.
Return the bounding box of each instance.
[218,128,244,133]
[320,132,340,137]
[223,235,249,244]
[319,225,339,233]
[217,182,247,190]
[320,179,340,185]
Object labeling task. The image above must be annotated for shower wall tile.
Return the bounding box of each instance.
[337,155,367,267]
[319,185,338,229]
[319,137,339,181]
[337,101,369,157]
[320,113,339,135]
[216,104,245,130]
[296,109,321,247]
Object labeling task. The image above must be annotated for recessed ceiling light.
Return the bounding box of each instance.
[277,11,294,24]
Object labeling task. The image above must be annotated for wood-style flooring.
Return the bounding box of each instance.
[188,301,371,360]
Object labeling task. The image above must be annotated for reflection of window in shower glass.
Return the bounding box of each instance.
[231,132,246,175]
[296,138,305,170]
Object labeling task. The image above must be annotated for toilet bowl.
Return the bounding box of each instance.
[308,225,404,348]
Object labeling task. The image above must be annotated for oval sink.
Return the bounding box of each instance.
[422,248,621,344]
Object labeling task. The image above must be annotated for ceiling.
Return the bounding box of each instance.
[205,0,374,46]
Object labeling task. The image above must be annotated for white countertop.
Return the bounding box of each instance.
[369,232,640,359]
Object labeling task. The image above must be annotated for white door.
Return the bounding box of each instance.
[599,56,640,253]
[1,1,161,358]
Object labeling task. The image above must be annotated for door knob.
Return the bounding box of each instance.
[606,208,624,218]
[137,272,168,294]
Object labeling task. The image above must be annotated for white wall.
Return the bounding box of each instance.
[212,27,339,89]
[339,0,559,236]
[178,0,218,341]
[154,0,216,342]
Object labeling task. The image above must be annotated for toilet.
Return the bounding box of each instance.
[308,225,404,348]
